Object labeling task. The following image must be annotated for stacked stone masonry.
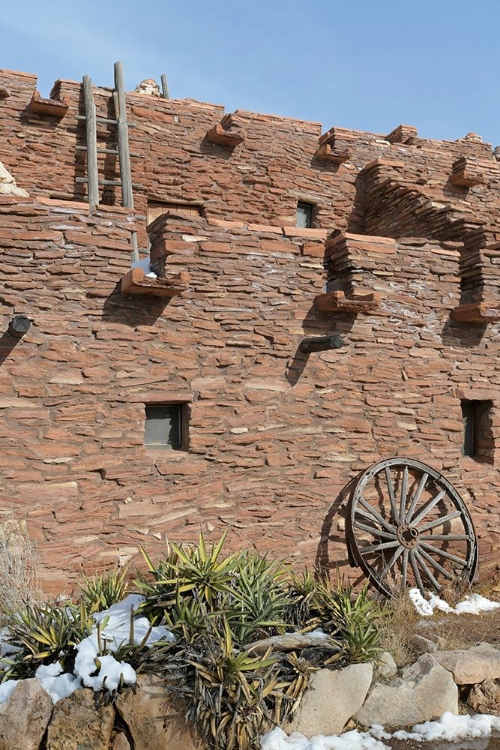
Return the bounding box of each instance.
[1,67,500,591]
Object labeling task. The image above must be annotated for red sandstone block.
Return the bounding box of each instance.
[301,242,324,258]
[260,239,298,254]
[282,227,328,239]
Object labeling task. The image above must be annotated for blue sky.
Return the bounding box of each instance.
[1,0,499,145]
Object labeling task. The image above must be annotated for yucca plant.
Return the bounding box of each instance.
[137,532,240,626]
[1,599,92,680]
[182,618,281,750]
[227,553,290,644]
[316,582,382,663]
[79,566,130,614]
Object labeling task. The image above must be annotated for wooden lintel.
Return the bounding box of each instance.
[451,302,500,323]
[315,290,381,314]
[121,267,189,298]
[315,143,350,164]
[29,91,69,118]
[206,123,244,148]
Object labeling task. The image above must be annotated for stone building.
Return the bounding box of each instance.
[1,67,500,592]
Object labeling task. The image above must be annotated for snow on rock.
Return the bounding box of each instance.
[409,587,500,617]
[74,594,174,693]
[35,662,80,704]
[0,680,19,705]
[391,711,500,742]
[260,727,387,750]
[261,714,500,750]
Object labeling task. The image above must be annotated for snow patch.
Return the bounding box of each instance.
[260,714,500,750]
[35,662,80,704]
[0,680,18,705]
[409,587,500,617]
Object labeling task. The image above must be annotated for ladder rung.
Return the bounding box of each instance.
[76,178,143,188]
[76,115,136,127]
[76,146,119,155]
[76,115,116,124]
[76,146,139,157]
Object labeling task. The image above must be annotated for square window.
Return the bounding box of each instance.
[144,404,187,450]
[296,201,314,228]
[461,400,494,461]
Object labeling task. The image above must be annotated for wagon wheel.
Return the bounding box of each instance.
[346,457,478,598]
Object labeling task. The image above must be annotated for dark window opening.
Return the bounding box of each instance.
[296,201,314,228]
[145,404,188,450]
[461,400,494,461]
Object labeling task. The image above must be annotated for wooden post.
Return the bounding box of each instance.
[114,62,134,210]
[82,75,99,207]
[161,74,170,99]
[299,334,344,354]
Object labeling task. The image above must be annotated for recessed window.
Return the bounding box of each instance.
[296,201,314,228]
[461,400,493,461]
[144,404,188,450]
[147,200,203,226]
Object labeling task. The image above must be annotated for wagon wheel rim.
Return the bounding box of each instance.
[346,457,478,598]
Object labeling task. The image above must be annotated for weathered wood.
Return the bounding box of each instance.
[299,334,344,353]
[82,75,99,206]
[315,290,381,314]
[161,74,170,99]
[114,62,134,210]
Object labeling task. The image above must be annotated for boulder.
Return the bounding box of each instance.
[355,653,458,728]
[115,674,202,750]
[375,651,398,680]
[287,663,373,736]
[0,678,53,750]
[46,688,114,750]
[467,679,500,715]
[433,643,500,685]
[111,733,132,750]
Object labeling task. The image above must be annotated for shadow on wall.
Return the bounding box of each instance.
[286,307,357,386]
[315,475,366,586]
[100,282,173,327]
[441,316,488,348]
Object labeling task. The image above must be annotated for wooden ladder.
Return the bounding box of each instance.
[76,62,138,259]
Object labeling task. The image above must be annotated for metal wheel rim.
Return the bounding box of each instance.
[347,457,478,598]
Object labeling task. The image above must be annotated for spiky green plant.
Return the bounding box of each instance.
[137,532,240,625]
[1,599,92,680]
[79,566,130,614]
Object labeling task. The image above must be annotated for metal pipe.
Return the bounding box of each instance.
[299,334,344,353]
[8,315,30,338]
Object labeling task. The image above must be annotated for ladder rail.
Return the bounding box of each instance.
[114,62,134,210]
[82,76,99,207]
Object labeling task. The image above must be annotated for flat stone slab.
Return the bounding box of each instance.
[288,664,373,736]
[355,654,458,728]
[433,643,500,685]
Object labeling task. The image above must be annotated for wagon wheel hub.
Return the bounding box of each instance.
[396,523,419,549]
[346,457,478,598]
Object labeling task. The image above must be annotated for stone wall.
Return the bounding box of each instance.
[1,67,500,590]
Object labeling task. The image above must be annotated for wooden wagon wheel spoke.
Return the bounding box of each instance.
[418,546,454,580]
[346,457,478,597]
[353,521,397,540]
[419,541,468,567]
[418,510,462,533]
[405,471,428,524]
